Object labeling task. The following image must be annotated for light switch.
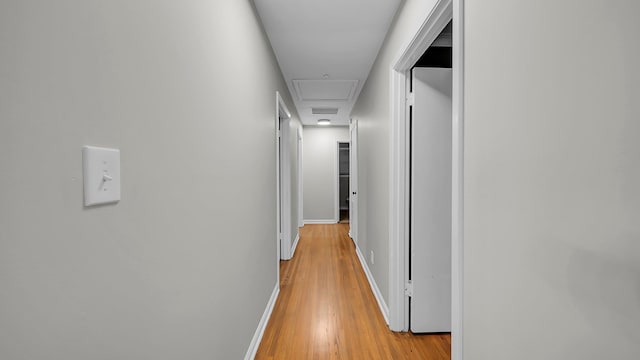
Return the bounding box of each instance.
[82,146,121,206]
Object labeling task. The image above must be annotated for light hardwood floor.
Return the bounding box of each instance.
[255,224,451,359]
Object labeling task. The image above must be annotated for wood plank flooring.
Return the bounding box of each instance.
[255,224,451,359]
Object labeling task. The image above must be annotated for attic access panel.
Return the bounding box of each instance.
[292,80,358,102]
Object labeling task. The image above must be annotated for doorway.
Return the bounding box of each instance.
[337,142,350,224]
[276,92,293,262]
[389,0,464,358]
[349,118,358,242]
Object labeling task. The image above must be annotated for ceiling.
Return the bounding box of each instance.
[253,0,402,126]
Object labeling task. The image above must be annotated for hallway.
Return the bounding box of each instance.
[256,224,451,359]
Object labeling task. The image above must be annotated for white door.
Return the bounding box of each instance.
[410,67,452,333]
[279,116,292,260]
[349,118,358,243]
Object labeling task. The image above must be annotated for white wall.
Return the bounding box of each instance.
[464,0,640,358]
[303,126,349,222]
[0,1,294,359]
[351,0,438,306]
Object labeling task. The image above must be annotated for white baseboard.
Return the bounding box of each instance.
[303,219,337,224]
[291,233,300,258]
[355,245,390,325]
[244,284,279,360]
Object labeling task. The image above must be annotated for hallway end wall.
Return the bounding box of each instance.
[0,1,295,359]
[302,126,349,223]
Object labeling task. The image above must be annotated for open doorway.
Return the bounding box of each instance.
[349,118,358,243]
[337,142,350,224]
[276,92,293,263]
[389,0,464,358]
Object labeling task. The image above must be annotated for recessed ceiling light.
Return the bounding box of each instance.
[317,119,331,126]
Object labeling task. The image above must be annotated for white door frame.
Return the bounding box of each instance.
[388,0,464,359]
[276,91,293,262]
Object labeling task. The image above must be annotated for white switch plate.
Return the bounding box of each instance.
[82,146,120,206]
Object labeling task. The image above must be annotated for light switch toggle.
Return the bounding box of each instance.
[103,174,113,182]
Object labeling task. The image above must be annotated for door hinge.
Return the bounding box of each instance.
[277,130,281,138]
[404,281,413,297]
[407,92,415,107]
